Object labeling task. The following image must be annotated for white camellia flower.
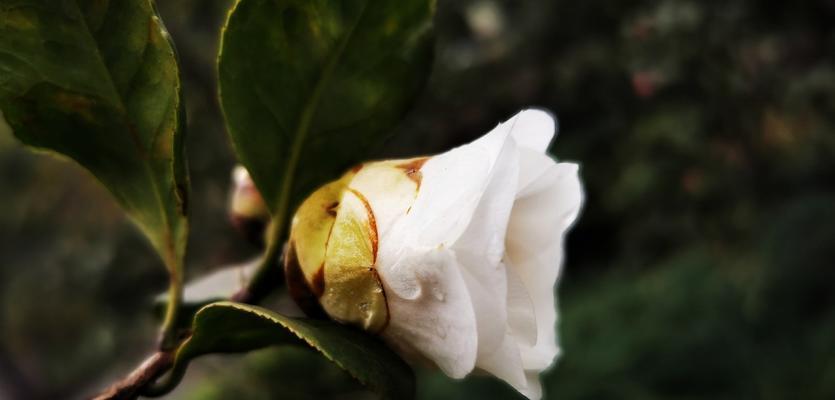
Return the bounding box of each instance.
[285,109,584,399]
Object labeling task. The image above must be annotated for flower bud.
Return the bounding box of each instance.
[285,110,583,400]
[284,159,425,333]
[229,165,270,246]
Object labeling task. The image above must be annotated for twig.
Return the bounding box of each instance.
[91,352,173,400]
[92,245,285,399]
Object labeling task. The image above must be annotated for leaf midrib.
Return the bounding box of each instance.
[195,303,405,394]
[270,0,371,239]
[72,0,182,268]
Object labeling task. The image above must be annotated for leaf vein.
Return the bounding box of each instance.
[273,0,371,229]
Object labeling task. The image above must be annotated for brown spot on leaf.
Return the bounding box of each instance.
[351,163,365,173]
[397,157,429,188]
[52,92,96,122]
[347,188,378,263]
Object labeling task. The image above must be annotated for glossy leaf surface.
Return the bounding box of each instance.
[0,0,189,271]
[171,302,415,399]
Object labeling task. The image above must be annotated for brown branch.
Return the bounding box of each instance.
[91,352,173,400]
[93,242,286,399]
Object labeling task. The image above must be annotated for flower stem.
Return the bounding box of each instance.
[158,250,183,351]
[96,215,286,399]
[230,219,285,303]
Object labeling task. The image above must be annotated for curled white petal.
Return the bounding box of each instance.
[507,160,583,371]
[507,108,557,153]
[380,246,479,378]
[402,120,512,249]
[453,131,519,360]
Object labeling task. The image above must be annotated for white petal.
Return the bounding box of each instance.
[380,109,554,255]
[475,331,527,392]
[377,116,517,379]
[519,372,544,400]
[474,256,539,399]
[507,109,557,153]
[380,247,479,378]
[505,262,537,347]
[506,161,583,371]
[453,134,519,358]
[477,337,546,400]
[457,266,507,359]
[349,160,421,238]
[374,109,574,390]
[516,148,558,198]
[388,113,519,252]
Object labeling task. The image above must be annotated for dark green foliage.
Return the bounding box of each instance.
[546,199,835,400]
[184,347,371,400]
[218,0,435,237]
[171,302,415,400]
[0,0,189,271]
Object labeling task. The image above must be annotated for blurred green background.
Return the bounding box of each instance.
[1,0,834,399]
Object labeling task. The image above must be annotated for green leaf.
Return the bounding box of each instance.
[0,1,188,274]
[168,302,415,399]
[218,0,435,234]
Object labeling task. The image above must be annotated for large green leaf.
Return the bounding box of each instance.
[0,1,188,272]
[168,302,415,399]
[218,0,435,232]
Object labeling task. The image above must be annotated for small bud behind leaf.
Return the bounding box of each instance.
[229,166,270,246]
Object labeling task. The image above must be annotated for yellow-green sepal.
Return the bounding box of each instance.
[320,188,388,333]
[285,167,390,333]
